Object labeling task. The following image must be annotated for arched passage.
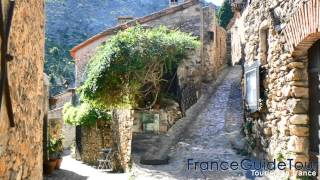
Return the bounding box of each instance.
[308,40,320,163]
[283,0,320,171]
[283,0,320,56]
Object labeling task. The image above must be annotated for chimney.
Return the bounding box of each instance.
[117,16,134,25]
[169,0,178,7]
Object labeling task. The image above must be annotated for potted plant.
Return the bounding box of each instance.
[45,136,58,174]
[44,160,56,175]
[47,136,64,170]
[54,137,64,169]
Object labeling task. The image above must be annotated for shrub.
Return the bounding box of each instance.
[63,102,112,126]
[78,25,199,109]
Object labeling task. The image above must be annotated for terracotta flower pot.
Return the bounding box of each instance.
[55,158,63,169]
[45,160,56,175]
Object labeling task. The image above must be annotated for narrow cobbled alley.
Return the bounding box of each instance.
[3,1,318,179]
[45,66,285,180]
[46,66,254,180]
[131,66,262,179]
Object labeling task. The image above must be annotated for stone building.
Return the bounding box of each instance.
[48,89,76,149]
[230,0,320,174]
[70,0,227,130]
[65,0,227,171]
[71,0,226,87]
[0,0,45,179]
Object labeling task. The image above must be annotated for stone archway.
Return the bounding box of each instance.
[307,40,320,164]
[283,0,320,56]
[282,0,320,171]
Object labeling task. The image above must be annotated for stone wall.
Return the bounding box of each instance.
[77,110,133,172]
[49,89,75,109]
[49,118,63,139]
[62,123,76,149]
[133,101,182,133]
[47,117,75,149]
[201,5,227,82]
[230,0,317,170]
[214,26,227,74]
[143,3,202,37]
[230,11,244,65]
[177,49,202,113]
[111,109,134,172]
[48,89,76,149]
[0,0,45,179]
[78,120,113,165]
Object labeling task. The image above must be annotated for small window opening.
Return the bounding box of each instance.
[208,31,214,41]
[259,28,269,65]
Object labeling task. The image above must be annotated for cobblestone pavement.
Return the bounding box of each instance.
[44,66,275,180]
[44,152,129,180]
[131,66,268,180]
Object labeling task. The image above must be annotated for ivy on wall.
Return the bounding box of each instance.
[79,25,200,109]
[63,25,199,126]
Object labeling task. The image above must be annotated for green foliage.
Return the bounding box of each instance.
[79,25,199,109]
[217,0,234,29]
[63,102,112,126]
[276,152,285,162]
[48,136,64,158]
[45,38,75,95]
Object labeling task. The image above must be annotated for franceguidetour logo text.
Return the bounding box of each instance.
[187,158,318,177]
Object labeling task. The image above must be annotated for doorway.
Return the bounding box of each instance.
[308,40,320,164]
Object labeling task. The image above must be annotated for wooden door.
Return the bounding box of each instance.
[308,40,320,162]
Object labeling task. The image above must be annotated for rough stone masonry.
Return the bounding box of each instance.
[230,0,320,175]
[0,0,45,179]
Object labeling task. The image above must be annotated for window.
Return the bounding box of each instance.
[208,31,214,41]
[244,60,260,112]
[259,21,269,65]
[259,29,269,64]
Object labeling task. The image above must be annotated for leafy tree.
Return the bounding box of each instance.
[78,25,200,109]
[45,38,75,95]
[45,0,168,96]
[217,0,234,29]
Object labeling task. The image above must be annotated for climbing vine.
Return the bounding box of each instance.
[78,25,200,109]
[63,102,112,126]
